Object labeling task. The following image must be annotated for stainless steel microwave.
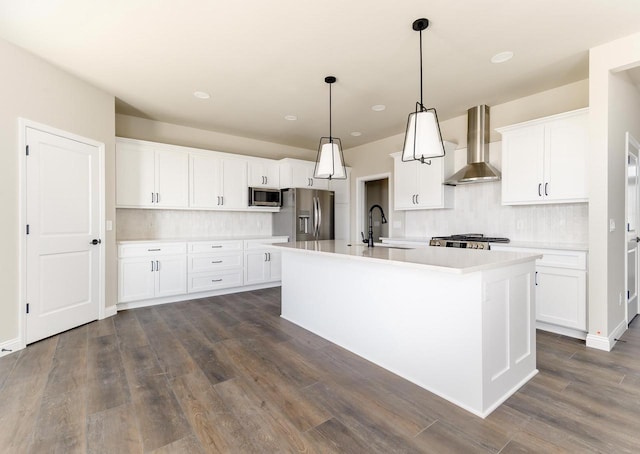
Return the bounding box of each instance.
[248,187,282,207]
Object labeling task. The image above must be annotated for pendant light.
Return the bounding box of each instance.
[314,76,346,180]
[402,18,446,164]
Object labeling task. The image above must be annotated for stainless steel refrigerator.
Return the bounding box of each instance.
[273,188,334,241]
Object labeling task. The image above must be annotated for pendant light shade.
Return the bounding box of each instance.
[314,76,346,180]
[402,18,446,164]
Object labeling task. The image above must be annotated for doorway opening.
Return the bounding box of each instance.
[356,173,391,245]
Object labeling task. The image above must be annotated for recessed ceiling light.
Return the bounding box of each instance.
[371,104,386,112]
[193,91,211,99]
[350,132,362,137]
[284,115,298,121]
[491,51,514,64]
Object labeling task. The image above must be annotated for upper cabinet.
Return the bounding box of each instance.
[391,142,455,210]
[248,158,280,188]
[116,139,189,209]
[190,152,248,210]
[497,108,588,205]
[279,158,330,190]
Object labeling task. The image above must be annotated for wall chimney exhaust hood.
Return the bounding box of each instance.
[444,105,500,185]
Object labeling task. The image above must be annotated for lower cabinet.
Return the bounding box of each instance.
[244,238,288,285]
[535,266,586,330]
[118,237,287,306]
[118,242,187,303]
[491,244,587,338]
[187,240,244,293]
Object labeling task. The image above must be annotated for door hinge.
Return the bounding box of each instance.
[26,303,29,314]
[628,290,630,300]
[26,145,29,156]
[26,224,30,235]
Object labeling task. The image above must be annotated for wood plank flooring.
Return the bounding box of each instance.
[2,287,640,452]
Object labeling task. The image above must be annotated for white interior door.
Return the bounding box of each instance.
[25,127,101,343]
[626,132,640,325]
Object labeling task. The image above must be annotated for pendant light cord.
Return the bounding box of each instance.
[419,28,424,111]
[329,82,333,142]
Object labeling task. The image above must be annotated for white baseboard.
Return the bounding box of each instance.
[536,322,587,340]
[102,305,117,319]
[586,319,627,351]
[0,337,24,358]
[116,282,281,311]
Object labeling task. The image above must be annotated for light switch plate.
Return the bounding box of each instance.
[609,219,616,232]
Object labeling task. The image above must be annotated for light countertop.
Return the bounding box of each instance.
[273,240,541,274]
[118,235,288,244]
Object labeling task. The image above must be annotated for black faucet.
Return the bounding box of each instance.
[361,204,388,247]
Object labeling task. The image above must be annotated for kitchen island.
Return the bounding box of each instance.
[273,240,541,418]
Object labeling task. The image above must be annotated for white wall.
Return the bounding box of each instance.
[588,32,640,348]
[0,38,115,347]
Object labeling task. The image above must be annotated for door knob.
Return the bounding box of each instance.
[635,237,640,243]
[90,239,102,245]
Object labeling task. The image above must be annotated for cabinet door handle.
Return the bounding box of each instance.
[416,194,419,205]
[211,279,222,282]
[151,261,155,272]
[264,253,268,261]
[264,176,268,185]
[544,182,549,196]
[538,183,542,197]
[411,195,415,205]
[156,260,160,271]
[156,192,160,203]
[148,248,161,252]
[535,271,538,286]
[211,245,222,248]
[220,196,224,205]
[151,192,155,203]
[211,260,223,264]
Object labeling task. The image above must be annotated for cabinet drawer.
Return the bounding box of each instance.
[490,245,586,270]
[119,242,186,258]
[537,252,586,270]
[188,269,244,293]
[188,240,243,253]
[188,251,243,272]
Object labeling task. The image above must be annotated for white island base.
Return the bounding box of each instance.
[278,242,539,418]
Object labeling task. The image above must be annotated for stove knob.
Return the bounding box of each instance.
[478,243,484,249]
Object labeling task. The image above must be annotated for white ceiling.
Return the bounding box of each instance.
[1,0,640,150]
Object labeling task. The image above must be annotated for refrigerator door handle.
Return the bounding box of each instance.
[313,197,319,237]
[317,196,322,237]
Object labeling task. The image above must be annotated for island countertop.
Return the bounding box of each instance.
[273,240,541,274]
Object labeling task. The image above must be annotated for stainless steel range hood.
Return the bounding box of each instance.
[444,105,500,185]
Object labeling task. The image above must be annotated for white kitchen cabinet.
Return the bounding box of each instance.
[187,240,244,293]
[248,158,280,188]
[279,158,330,190]
[189,152,248,210]
[497,108,588,205]
[118,242,187,303]
[116,139,189,208]
[491,244,587,338]
[329,167,351,204]
[391,145,455,210]
[244,238,288,285]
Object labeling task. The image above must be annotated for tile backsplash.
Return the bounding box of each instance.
[404,181,588,243]
[117,209,273,240]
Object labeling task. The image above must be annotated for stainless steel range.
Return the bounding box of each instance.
[429,234,510,250]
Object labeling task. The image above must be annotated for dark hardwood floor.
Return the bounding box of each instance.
[2,287,640,453]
